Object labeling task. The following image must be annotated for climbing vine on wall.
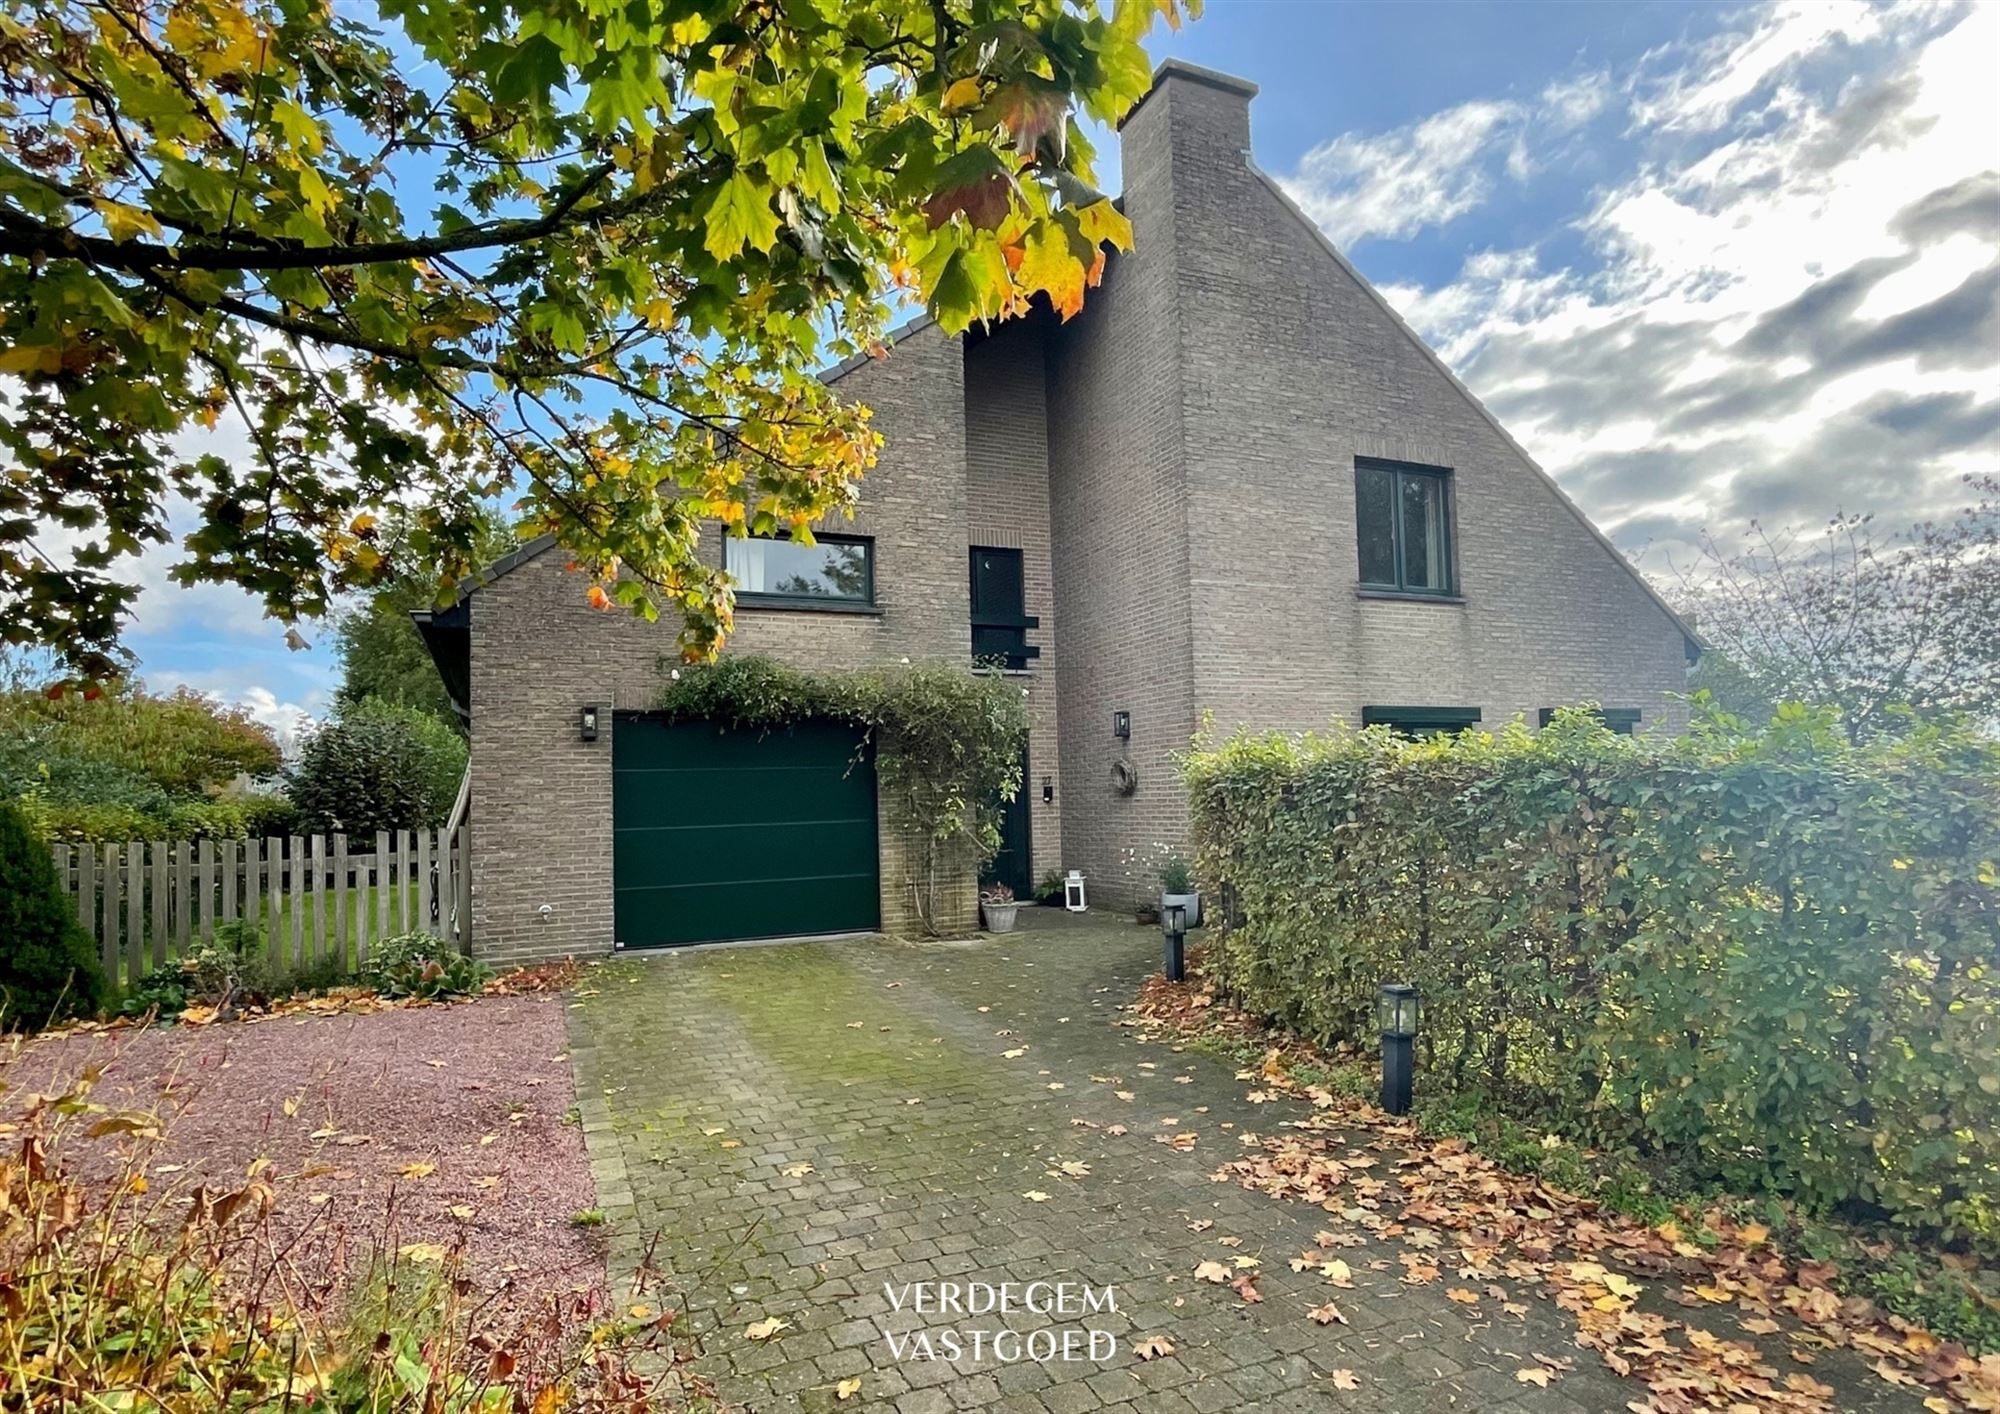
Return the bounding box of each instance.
[654,656,1027,935]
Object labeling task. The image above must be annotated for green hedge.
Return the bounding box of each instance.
[1184,704,2000,1244]
[20,793,301,844]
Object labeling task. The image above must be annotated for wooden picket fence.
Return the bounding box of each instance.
[50,828,471,988]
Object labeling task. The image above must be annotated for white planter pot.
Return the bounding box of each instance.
[982,902,1020,934]
[1160,892,1201,929]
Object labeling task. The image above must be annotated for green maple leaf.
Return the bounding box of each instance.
[703,171,782,261]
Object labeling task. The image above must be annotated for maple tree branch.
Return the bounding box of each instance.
[0,158,624,270]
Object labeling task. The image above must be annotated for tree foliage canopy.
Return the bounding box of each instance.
[0,0,1193,676]
[1670,475,2000,742]
[332,505,514,722]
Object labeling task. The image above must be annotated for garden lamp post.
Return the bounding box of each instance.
[1378,983,1418,1115]
[1162,903,1188,982]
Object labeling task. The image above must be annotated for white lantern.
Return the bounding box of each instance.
[1064,869,1087,912]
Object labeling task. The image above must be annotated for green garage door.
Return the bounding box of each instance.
[612,716,880,948]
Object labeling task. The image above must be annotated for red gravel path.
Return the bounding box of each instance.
[2,995,603,1314]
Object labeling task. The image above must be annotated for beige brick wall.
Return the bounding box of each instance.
[467,61,1695,948]
[1043,75,1200,915]
[468,328,985,962]
[1040,64,1690,910]
[964,319,1064,891]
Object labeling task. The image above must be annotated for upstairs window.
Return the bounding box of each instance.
[1362,705,1481,739]
[1539,706,1641,736]
[1356,459,1454,595]
[969,547,1040,670]
[727,534,873,606]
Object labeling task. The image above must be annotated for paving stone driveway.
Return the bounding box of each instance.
[564,913,1645,1413]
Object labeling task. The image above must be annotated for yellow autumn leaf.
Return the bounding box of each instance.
[398,1161,437,1179]
[1016,221,1086,320]
[96,199,164,243]
[744,1317,788,1341]
[398,1243,447,1265]
[1073,197,1133,252]
[835,1378,863,1400]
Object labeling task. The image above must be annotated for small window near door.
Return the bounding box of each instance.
[969,547,1040,669]
[1356,459,1454,595]
[1362,705,1481,739]
[726,534,873,606]
[1539,706,1640,736]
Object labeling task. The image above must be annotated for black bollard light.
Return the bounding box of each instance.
[1378,983,1418,1115]
[1162,903,1187,982]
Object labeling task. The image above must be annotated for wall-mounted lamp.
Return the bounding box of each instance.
[579,704,601,742]
[1162,903,1188,982]
[1378,982,1419,1115]
[1041,776,1054,804]
[1112,710,1130,740]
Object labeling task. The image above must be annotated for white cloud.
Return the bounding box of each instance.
[1283,98,1523,246]
[1302,0,1999,558]
[1278,67,1616,248]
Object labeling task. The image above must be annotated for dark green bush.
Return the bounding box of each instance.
[0,799,106,1031]
[287,702,466,835]
[1185,703,2000,1245]
[364,930,490,999]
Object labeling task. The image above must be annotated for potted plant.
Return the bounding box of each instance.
[980,882,1020,934]
[1035,870,1066,907]
[1158,854,1200,929]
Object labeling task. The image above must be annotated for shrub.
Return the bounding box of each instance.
[1184,703,2000,1244]
[1157,853,1193,893]
[365,930,491,999]
[0,685,281,796]
[21,791,301,844]
[288,700,467,835]
[0,798,106,1030]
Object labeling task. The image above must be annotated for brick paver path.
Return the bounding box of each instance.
[566,913,1905,1413]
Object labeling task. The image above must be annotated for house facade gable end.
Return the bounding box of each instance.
[1241,163,1700,657]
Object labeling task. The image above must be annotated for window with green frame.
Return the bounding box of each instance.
[1539,706,1640,736]
[1356,459,1454,594]
[1362,705,1481,739]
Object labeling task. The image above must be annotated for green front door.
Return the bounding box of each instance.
[980,748,1032,899]
[612,716,880,948]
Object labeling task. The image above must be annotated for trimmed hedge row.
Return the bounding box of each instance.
[1185,706,2000,1243]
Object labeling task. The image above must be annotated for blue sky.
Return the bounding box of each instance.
[118,0,2000,739]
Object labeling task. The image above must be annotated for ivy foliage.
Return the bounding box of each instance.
[656,655,1027,934]
[0,0,1195,676]
[1184,702,2000,1244]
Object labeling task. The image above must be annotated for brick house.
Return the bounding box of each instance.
[417,60,1697,965]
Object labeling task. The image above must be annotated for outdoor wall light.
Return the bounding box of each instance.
[579,704,601,742]
[1378,983,1419,1115]
[1162,902,1188,983]
[1112,710,1130,740]
[1042,776,1054,804]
